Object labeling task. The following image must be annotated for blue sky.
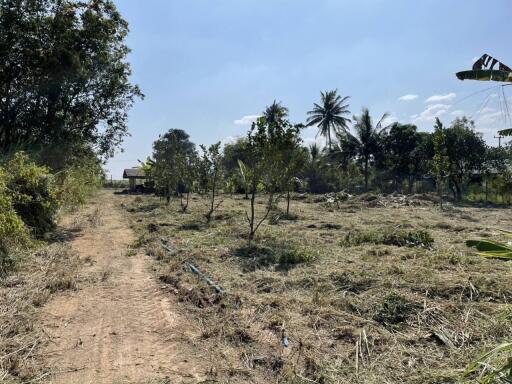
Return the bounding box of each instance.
[106,0,512,178]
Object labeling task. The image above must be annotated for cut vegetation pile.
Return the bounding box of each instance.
[125,193,512,383]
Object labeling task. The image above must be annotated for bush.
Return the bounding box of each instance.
[55,157,103,210]
[0,168,29,275]
[4,152,59,237]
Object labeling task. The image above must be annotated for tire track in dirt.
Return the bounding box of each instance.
[41,191,205,383]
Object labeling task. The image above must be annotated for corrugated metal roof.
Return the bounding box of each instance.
[123,168,146,178]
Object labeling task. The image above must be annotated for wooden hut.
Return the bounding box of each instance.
[123,167,147,191]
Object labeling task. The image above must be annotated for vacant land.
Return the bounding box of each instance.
[125,191,512,383]
[3,190,510,383]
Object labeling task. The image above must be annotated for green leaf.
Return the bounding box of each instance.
[464,342,512,378]
[466,239,512,259]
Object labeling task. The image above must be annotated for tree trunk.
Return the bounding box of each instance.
[181,191,190,212]
[286,190,291,215]
[206,175,216,223]
[364,157,369,192]
[438,178,443,210]
[248,188,256,244]
[408,176,414,195]
[485,178,489,203]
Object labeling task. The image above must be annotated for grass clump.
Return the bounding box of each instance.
[342,228,434,248]
[235,240,315,269]
[373,292,419,327]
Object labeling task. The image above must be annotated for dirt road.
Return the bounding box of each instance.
[41,191,203,384]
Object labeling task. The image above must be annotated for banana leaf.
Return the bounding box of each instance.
[498,229,512,237]
[466,239,512,260]
[464,342,512,381]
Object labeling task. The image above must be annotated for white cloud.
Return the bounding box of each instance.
[480,107,495,114]
[220,135,239,146]
[302,137,324,148]
[398,94,418,101]
[412,104,451,124]
[425,93,456,103]
[476,111,502,126]
[451,109,465,116]
[234,115,260,125]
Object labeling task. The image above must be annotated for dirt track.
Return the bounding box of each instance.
[41,191,203,384]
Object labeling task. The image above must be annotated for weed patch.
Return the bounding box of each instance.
[373,292,419,328]
[235,240,314,270]
[342,228,434,248]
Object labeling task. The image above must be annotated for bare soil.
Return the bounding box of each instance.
[41,191,204,383]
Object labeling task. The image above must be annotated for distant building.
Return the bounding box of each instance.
[123,167,147,191]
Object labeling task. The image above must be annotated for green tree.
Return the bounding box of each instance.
[263,100,289,125]
[381,123,425,193]
[444,117,487,200]
[152,129,196,206]
[306,90,351,151]
[222,138,251,198]
[482,146,511,202]
[0,0,142,168]
[282,145,308,215]
[337,108,388,192]
[198,142,223,222]
[240,116,302,243]
[432,118,449,209]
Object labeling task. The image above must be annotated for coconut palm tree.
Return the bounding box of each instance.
[337,108,389,191]
[263,100,289,125]
[306,90,351,150]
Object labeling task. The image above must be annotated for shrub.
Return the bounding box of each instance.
[4,152,59,237]
[0,168,29,275]
[55,157,103,210]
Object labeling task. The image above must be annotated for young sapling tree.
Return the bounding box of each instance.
[240,112,302,244]
[432,118,449,209]
[199,142,223,222]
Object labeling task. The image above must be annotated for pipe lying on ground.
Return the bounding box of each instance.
[160,239,225,294]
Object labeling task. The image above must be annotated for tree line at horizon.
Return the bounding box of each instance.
[147,90,512,210]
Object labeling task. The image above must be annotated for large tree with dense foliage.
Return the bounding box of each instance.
[444,117,487,200]
[306,90,351,150]
[0,0,142,168]
[381,123,428,192]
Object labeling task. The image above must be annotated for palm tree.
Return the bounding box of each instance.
[263,100,288,125]
[309,143,321,161]
[337,108,389,192]
[306,90,351,151]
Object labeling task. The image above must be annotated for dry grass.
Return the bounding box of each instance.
[124,192,512,383]
[0,244,79,382]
